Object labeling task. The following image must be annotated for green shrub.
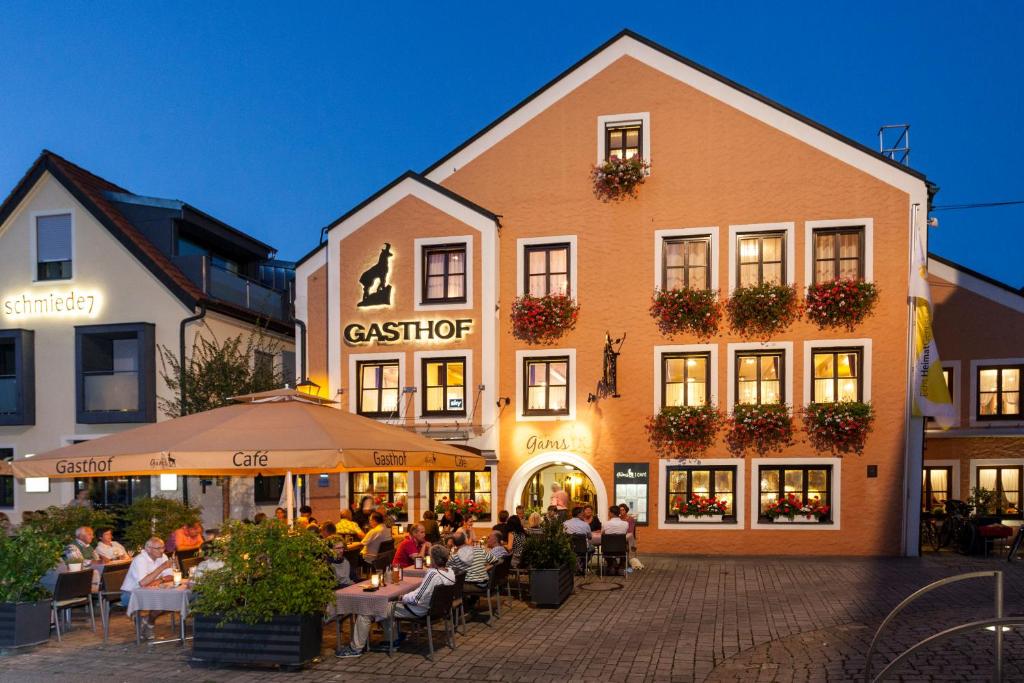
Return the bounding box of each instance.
[24,505,117,544]
[192,520,335,624]
[0,527,64,602]
[122,497,202,552]
[519,517,576,570]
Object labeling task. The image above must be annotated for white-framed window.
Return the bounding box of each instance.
[516,236,578,299]
[750,457,842,531]
[802,339,872,406]
[347,352,406,421]
[653,227,719,291]
[653,344,718,412]
[922,460,960,513]
[657,458,745,531]
[727,222,796,293]
[726,342,793,413]
[515,348,576,422]
[32,211,74,282]
[414,235,474,311]
[969,458,1024,519]
[596,112,651,165]
[969,358,1024,427]
[413,349,473,422]
[804,218,874,284]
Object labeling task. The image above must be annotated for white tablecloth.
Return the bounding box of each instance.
[126,585,192,618]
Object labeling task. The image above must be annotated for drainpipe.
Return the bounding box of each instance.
[178,301,207,506]
[294,318,308,384]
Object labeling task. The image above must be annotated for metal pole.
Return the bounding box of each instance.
[285,471,294,527]
[995,571,1003,682]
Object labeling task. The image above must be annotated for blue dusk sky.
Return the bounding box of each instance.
[0,2,1021,284]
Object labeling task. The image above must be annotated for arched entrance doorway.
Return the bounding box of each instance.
[505,452,607,518]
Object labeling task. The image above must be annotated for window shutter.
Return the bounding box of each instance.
[37,214,72,262]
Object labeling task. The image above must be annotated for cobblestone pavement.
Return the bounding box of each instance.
[2,554,1023,682]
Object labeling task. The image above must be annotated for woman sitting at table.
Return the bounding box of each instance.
[335,545,455,658]
[94,527,131,562]
[525,512,544,535]
[421,510,441,543]
[503,515,527,567]
[456,515,477,544]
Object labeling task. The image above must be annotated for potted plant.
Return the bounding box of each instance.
[374,495,407,521]
[674,495,729,523]
[0,527,64,647]
[121,497,202,552]
[191,520,335,667]
[649,287,722,339]
[590,155,650,202]
[434,497,485,519]
[968,486,997,517]
[803,401,874,455]
[646,405,723,460]
[804,279,879,331]
[765,494,830,523]
[24,503,117,545]
[519,517,576,607]
[725,404,795,456]
[510,293,580,344]
[726,283,800,338]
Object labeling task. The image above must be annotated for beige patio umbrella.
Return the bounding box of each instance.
[13,388,483,524]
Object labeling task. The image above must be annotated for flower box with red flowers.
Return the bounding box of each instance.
[726,283,800,338]
[804,279,879,331]
[590,155,650,202]
[434,497,485,519]
[803,401,874,455]
[725,403,794,456]
[646,405,723,460]
[670,494,728,523]
[764,493,830,523]
[649,287,722,339]
[374,495,406,519]
[510,294,580,345]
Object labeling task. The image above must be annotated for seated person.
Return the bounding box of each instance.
[94,527,130,562]
[448,531,489,589]
[335,509,365,540]
[545,505,560,522]
[525,512,544,535]
[421,510,441,543]
[166,521,204,554]
[582,504,602,532]
[563,506,593,541]
[483,531,509,566]
[603,506,630,576]
[440,508,463,532]
[274,507,287,522]
[492,510,510,536]
[393,523,431,568]
[121,537,174,639]
[358,512,392,565]
[253,512,267,524]
[65,526,98,565]
[457,515,477,544]
[297,505,317,528]
[336,545,455,658]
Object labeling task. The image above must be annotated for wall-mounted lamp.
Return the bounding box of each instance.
[296,378,321,396]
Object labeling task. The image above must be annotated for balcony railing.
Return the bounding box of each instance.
[173,255,292,322]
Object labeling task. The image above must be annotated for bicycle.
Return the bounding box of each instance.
[1008,526,1024,562]
[919,514,942,552]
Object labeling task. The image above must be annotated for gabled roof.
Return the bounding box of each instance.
[423,29,930,191]
[928,252,1024,315]
[0,150,204,305]
[296,170,498,266]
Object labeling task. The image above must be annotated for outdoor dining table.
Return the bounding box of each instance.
[126,583,192,645]
[330,575,423,655]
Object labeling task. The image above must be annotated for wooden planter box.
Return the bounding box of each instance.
[0,600,51,648]
[677,514,724,523]
[192,613,323,667]
[529,567,574,608]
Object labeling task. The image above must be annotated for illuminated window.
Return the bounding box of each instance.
[662,236,711,290]
[666,466,735,523]
[758,466,831,521]
[976,466,1022,517]
[812,227,864,283]
[350,471,408,521]
[524,357,570,416]
[977,365,1021,419]
[430,470,491,521]
[921,466,951,513]
[812,348,862,403]
[356,360,400,418]
[662,353,709,408]
[605,122,643,160]
[525,244,570,297]
[737,232,784,287]
[76,323,155,424]
[422,357,466,417]
[0,330,34,426]
[422,244,467,304]
[36,213,72,281]
[736,351,784,405]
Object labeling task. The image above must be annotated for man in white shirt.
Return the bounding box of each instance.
[121,537,174,639]
[603,506,630,575]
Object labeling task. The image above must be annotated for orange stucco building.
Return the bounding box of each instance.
[295,31,935,555]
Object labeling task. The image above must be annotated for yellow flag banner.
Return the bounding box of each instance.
[909,224,955,426]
